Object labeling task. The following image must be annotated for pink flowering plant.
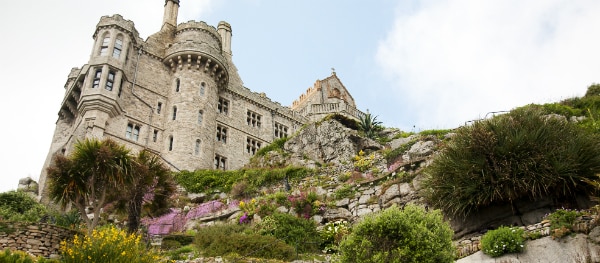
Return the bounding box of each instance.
[288,191,325,219]
[142,200,235,236]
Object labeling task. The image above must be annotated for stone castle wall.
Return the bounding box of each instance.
[38,2,363,201]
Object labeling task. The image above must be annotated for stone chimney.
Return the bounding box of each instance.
[218,21,232,55]
[163,0,180,27]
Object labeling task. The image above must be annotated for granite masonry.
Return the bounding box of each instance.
[37,0,364,202]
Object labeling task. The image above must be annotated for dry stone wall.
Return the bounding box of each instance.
[0,222,77,258]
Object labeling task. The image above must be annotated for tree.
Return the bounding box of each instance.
[338,204,455,263]
[46,139,132,233]
[585,83,600,97]
[119,150,176,233]
[359,112,383,139]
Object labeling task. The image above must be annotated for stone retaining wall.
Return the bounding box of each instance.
[455,215,598,258]
[0,222,78,258]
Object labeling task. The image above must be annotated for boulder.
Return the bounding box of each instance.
[407,140,435,159]
[324,208,352,221]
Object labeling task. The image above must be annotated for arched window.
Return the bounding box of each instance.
[172,106,177,120]
[198,110,203,125]
[200,82,206,96]
[195,139,201,155]
[99,35,110,56]
[105,71,115,91]
[175,79,180,92]
[113,36,123,58]
[168,136,174,151]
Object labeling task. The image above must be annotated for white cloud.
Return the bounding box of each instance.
[377,0,600,129]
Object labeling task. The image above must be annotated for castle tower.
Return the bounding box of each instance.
[161,20,229,170]
[163,0,180,27]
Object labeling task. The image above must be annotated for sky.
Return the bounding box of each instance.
[1,0,599,193]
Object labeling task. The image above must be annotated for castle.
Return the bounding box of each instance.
[38,0,364,199]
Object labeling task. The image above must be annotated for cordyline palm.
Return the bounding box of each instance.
[46,139,132,234]
[359,113,383,139]
[119,150,175,233]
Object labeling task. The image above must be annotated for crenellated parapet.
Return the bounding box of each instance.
[292,80,322,109]
[176,21,222,49]
[93,14,142,45]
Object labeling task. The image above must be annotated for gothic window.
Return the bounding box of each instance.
[105,71,115,91]
[216,125,227,143]
[153,129,158,142]
[168,136,174,151]
[175,79,180,92]
[246,137,262,155]
[92,69,102,88]
[172,106,177,120]
[99,36,110,56]
[200,82,206,96]
[274,122,289,138]
[126,123,140,141]
[195,139,201,155]
[198,110,203,125]
[247,110,262,128]
[214,155,226,170]
[157,102,162,114]
[113,36,123,58]
[218,97,229,115]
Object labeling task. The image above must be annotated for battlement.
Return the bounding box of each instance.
[292,80,322,108]
[94,14,140,41]
[177,20,219,35]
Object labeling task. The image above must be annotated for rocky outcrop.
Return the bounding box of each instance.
[284,119,381,166]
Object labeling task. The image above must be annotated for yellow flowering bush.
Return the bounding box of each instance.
[353,150,376,173]
[60,225,169,263]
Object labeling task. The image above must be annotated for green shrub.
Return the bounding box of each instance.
[541,103,582,118]
[255,137,289,157]
[176,166,312,193]
[481,226,525,257]
[161,234,194,249]
[546,209,582,239]
[0,191,47,222]
[419,129,453,139]
[52,209,82,229]
[0,249,58,263]
[166,245,196,260]
[60,225,168,263]
[424,106,600,216]
[334,184,356,200]
[194,223,294,261]
[255,212,320,253]
[339,204,454,263]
